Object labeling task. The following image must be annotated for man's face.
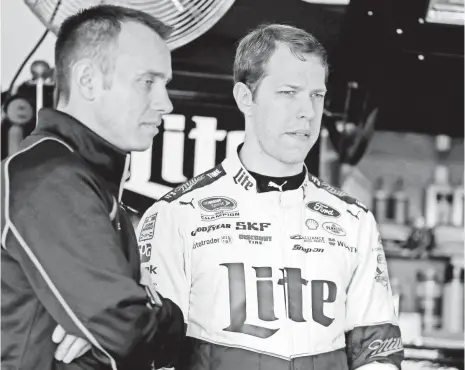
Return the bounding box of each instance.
[96,21,173,152]
[250,44,326,165]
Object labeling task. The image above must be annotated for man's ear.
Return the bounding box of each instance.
[233,82,254,117]
[72,59,104,101]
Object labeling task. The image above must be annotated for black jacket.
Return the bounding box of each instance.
[1,108,184,370]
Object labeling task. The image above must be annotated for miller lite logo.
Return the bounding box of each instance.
[368,337,403,358]
[233,167,254,191]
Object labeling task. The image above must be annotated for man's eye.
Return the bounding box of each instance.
[279,90,296,96]
[311,93,325,100]
[145,79,155,86]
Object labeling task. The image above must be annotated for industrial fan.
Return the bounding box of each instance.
[24,0,236,51]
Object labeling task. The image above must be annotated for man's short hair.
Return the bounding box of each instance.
[55,5,172,104]
[233,24,328,99]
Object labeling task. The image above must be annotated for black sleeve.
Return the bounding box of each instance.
[4,163,184,367]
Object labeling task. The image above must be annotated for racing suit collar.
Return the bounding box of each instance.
[223,143,310,195]
[35,108,128,197]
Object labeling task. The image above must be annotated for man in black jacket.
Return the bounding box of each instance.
[1,5,184,370]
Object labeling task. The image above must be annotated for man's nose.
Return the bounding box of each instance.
[151,87,173,115]
[297,95,316,121]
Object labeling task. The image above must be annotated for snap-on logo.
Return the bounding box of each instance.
[199,197,237,212]
[306,202,341,218]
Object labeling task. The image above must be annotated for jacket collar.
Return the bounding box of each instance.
[35,108,129,197]
[222,143,310,195]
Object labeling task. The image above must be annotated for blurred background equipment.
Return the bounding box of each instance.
[24,0,236,51]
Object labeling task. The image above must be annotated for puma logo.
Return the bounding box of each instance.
[180,198,195,209]
[268,180,288,192]
[347,209,360,219]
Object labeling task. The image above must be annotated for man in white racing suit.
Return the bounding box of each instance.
[137,24,403,370]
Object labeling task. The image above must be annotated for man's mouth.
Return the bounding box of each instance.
[286,131,311,138]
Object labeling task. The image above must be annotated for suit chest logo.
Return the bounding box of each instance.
[306,201,341,218]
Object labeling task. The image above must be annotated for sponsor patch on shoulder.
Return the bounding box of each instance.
[139,213,157,242]
[308,175,368,213]
[160,165,226,203]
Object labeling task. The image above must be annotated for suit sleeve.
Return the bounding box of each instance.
[4,164,169,368]
[345,210,404,370]
[137,200,190,322]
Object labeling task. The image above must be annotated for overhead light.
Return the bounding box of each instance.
[425,0,464,25]
[367,11,374,16]
[396,28,403,34]
[418,54,425,60]
[418,18,425,23]
[300,0,350,4]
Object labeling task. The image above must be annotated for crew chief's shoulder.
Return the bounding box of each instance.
[307,174,369,214]
[4,139,100,203]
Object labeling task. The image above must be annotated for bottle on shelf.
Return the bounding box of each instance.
[451,185,464,227]
[416,267,442,332]
[425,165,453,227]
[390,277,403,317]
[442,260,464,333]
[374,177,389,224]
[390,178,408,225]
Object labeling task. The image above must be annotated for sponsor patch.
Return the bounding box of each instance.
[179,198,195,209]
[368,337,403,358]
[375,267,389,288]
[138,243,152,263]
[307,201,341,218]
[308,175,368,213]
[305,219,319,230]
[201,211,240,222]
[347,209,361,219]
[239,234,272,245]
[221,235,232,244]
[236,221,271,231]
[377,254,386,264]
[193,237,220,250]
[191,223,231,236]
[139,213,157,241]
[199,196,237,212]
[292,244,324,253]
[322,222,346,236]
[160,165,226,203]
[233,167,254,191]
[290,235,325,243]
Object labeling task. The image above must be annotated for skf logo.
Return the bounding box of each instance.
[233,167,254,191]
[236,222,271,231]
[139,243,152,263]
[307,202,341,218]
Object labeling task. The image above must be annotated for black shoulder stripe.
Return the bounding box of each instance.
[159,165,226,203]
[308,174,368,213]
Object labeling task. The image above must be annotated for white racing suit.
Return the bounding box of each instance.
[137,151,404,370]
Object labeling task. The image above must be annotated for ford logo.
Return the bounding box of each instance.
[306,201,341,218]
[198,196,237,212]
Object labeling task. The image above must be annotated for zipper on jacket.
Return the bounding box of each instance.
[279,193,296,370]
[118,154,131,202]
